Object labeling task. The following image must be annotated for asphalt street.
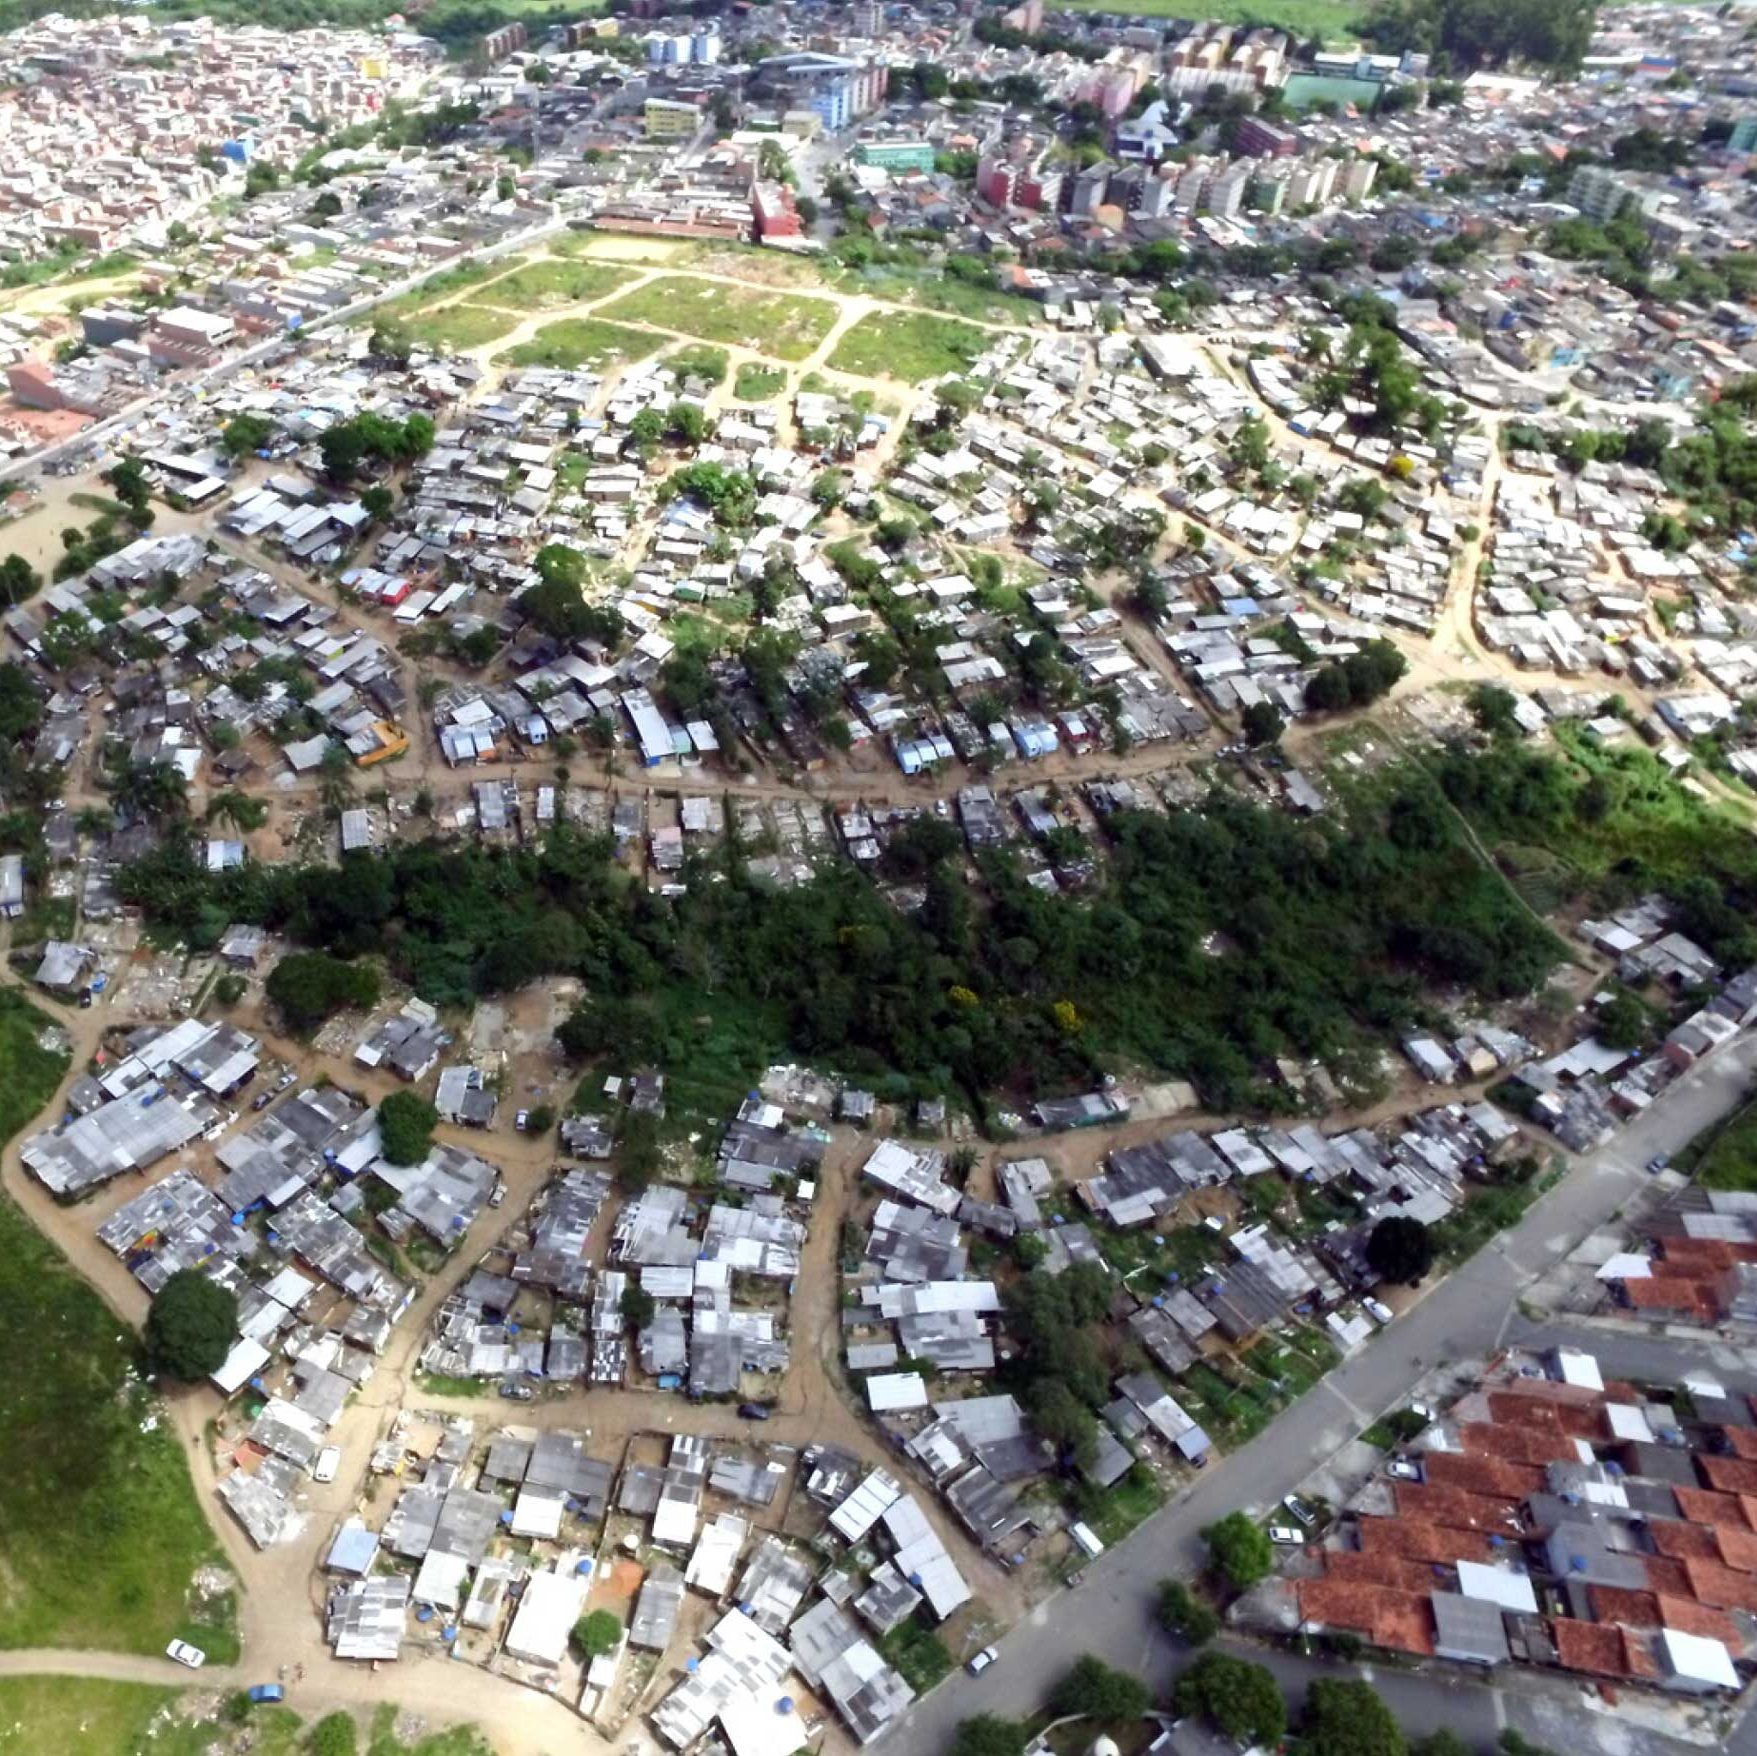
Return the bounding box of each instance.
[877,1038,1757,1756]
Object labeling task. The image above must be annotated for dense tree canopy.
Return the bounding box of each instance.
[145,1270,237,1380]
[1302,1677,1407,1756]
[376,1089,437,1167]
[264,949,380,1035]
[1366,1214,1435,1285]
[1202,1511,1274,1591]
[1173,1651,1287,1747]
[1050,1655,1151,1720]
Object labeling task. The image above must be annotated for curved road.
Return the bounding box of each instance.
[877,1036,1757,1756]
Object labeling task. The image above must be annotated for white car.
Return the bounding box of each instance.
[1386,1458,1422,1481]
[966,1646,998,1676]
[1363,1297,1394,1325]
[165,1640,206,1670]
[1268,1525,1304,1546]
[313,1445,341,1484]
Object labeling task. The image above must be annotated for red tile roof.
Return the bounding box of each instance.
[1297,1580,1436,1657]
[1321,1550,1442,1593]
[1422,1453,1547,1498]
[1622,1628,1662,1682]
[1651,1520,1724,1562]
[1681,1557,1757,1613]
[1656,1595,1741,1648]
[1392,1483,1521,1531]
[1587,1585,1660,1627]
[1358,1515,1496,1565]
[1553,1617,1630,1677]
[1722,1428,1757,1461]
[1701,1455,1757,1497]
[1715,1524,1757,1573]
[1457,1422,1578,1467]
[1642,1555,1697,1598]
[1673,1486,1752,1530]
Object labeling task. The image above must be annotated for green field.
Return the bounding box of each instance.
[599,276,838,361]
[500,318,663,371]
[475,257,630,311]
[831,263,1042,326]
[0,1683,495,1756]
[364,258,519,326]
[664,343,730,386]
[827,311,990,383]
[1682,1098,1757,1193]
[732,361,789,401]
[1049,0,1363,36]
[400,303,521,352]
[0,992,234,1659]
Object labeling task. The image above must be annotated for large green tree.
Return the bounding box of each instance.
[145,1270,237,1380]
[1201,1511,1273,1590]
[1172,1650,1287,1747]
[376,1089,438,1167]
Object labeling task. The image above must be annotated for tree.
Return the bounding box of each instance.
[1155,1577,1219,1644]
[572,1610,622,1659]
[0,661,42,740]
[1173,1651,1287,1748]
[1468,683,1520,739]
[377,1089,438,1166]
[265,950,379,1034]
[1412,1735,1472,1756]
[525,1103,555,1136]
[1302,1677,1406,1756]
[1201,1510,1273,1590]
[1051,1655,1150,1721]
[1241,700,1284,747]
[308,1714,359,1756]
[1366,1214,1435,1286]
[221,414,275,458]
[0,553,39,606]
[950,1718,1029,1756]
[1596,989,1650,1051]
[360,485,395,523]
[145,1269,238,1380]
[620,1283,656,1329]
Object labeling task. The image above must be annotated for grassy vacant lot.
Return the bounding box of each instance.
[828,310,990,382]
[0,1684,495,1756]
[400,304,521,353]
[0,993,232,1660]
[732,360,789,401]
[475,257,630,311]
[1682,1098,1757,1193]
[364,258,518,326]
[1050,0,1363,35]
[501,317,663,371]
[664,343,729,385]
[830,263,1041,326]
[600,275,838,361]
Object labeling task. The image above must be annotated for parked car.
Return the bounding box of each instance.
[312,1446,340,1484]
[1363,1297,1394,1326]
[737,1402,772,1421]
[966,1646,998,1676]
[515,1110,530,1131]
[1268,1525,1304,1546]
[1646,1154,1670,1175]
[499,1381,535,1402]
[1284,1496,1316,1526]
[165,1641,206,1670]
[488,1180,507,1208]
[252,1092,273,1111]
[1386,1458,1422,1481]
[247,1684,285,1705]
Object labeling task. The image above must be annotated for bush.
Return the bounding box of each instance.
[620,1284,656,1329]
[377,1089,438,1167]
[1051,1654,1151,1720]
[1173,1650,1287,1747]
[1201,1510,1273,1590]
[309,1712,359,1756]
[1366,1214,1435,1285]
[145,1270,238,1380]
[950,1718,1029,1756]
[1302,1678,1405,1756]
[572,1609,622,1659]
[1155,1577,1219,1644]
[264,950,379,1034]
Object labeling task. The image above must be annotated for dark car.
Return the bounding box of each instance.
[737,1402,772,1421]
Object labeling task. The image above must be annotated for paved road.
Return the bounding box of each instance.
[878,1039,1757,1756]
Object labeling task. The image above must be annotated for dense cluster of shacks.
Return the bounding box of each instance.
[315,1403,941,1749]
[24,1007,514,1550]
[1236,1344,1755,1701]
[1506,902,1757,1151]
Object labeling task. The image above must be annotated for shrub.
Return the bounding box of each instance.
[145,1270,237,1380]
